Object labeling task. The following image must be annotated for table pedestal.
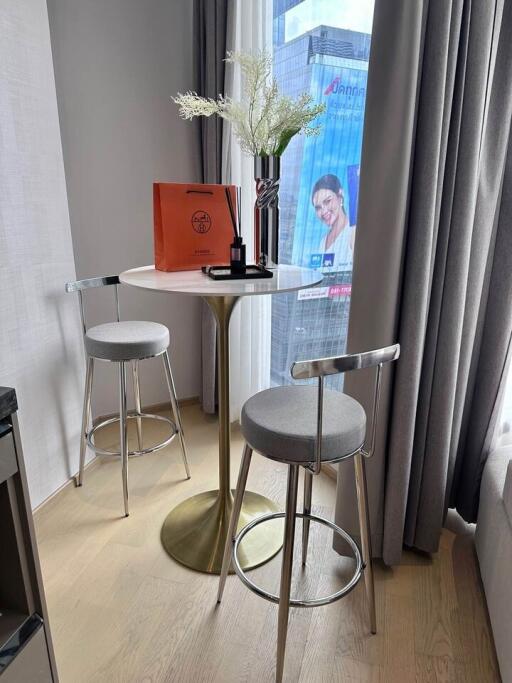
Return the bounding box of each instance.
[161,295,283,574]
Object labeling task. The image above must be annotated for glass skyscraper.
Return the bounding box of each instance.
[271,8,372,391]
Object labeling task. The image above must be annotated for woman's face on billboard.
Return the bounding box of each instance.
[313,188,343,228]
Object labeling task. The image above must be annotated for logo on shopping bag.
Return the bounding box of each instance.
[191,211,212,234]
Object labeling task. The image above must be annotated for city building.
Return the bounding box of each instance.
[271,18,372,389]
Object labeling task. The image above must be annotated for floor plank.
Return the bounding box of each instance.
[35,405,501,682]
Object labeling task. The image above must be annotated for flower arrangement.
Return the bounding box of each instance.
[173,51,325,157]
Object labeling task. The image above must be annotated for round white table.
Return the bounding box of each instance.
[119,265,323,573]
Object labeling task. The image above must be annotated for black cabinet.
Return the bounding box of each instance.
[0,388,58,681]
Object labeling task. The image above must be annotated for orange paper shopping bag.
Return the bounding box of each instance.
[154,183,235,271]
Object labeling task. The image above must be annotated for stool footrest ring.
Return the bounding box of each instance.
[87,413,177,457]
[232,511,364,608]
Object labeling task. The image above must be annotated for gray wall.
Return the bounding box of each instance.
[0,0,85,508]
[47,0,202,416]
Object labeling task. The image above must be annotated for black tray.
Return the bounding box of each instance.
[202,265,273,280]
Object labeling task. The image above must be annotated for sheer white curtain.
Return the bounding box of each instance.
[222,0,273,417]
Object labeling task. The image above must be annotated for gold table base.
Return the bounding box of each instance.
[161,489,283,574]
[161,294,283,574]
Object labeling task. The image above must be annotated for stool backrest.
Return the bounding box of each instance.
[290,344,400,474]
[65,275,121,335]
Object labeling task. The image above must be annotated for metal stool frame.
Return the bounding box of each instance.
[232,509,363,607]
[217,344,400,683]
[66,275,190,517]
[87,412,176,457]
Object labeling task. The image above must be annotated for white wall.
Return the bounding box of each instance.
[0,0,85,508]
[47,0,202,416]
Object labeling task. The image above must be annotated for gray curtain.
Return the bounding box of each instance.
[335,0,512,565]
[195,0,228,413]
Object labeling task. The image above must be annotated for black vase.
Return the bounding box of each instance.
[254,155,280,269]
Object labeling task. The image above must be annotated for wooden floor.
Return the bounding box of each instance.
[35,405,500,682]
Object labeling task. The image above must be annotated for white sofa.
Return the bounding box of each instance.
[475,446,512,683]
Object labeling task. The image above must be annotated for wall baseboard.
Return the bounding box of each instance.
[34,396,200,516]
[34,398,335,517]
[33,455,100,515]
[92,395,200,427]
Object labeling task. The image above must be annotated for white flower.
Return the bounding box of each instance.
[172,51,325,157]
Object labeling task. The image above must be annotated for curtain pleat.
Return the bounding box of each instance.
[333,0,427,559]
[334,0,512,565]
[223,0,272,419]
[195,0,229,413]
[197,0,272,417]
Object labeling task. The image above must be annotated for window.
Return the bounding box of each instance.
[271,0,375,390]
[494,361,512,449]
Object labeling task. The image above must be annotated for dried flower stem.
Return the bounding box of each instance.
[173,51,325,157]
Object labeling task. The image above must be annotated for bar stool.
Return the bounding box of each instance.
[217,344,400,682]
[65,275,190,516]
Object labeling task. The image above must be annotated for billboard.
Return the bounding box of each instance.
[291,61,368,274]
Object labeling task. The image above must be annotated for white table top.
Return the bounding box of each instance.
[119,265,323,298]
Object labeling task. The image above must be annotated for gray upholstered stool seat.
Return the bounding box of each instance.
[241,385,366,463]
[219,346,400,683]
[85,320,170,361]
[66,275,190,518]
